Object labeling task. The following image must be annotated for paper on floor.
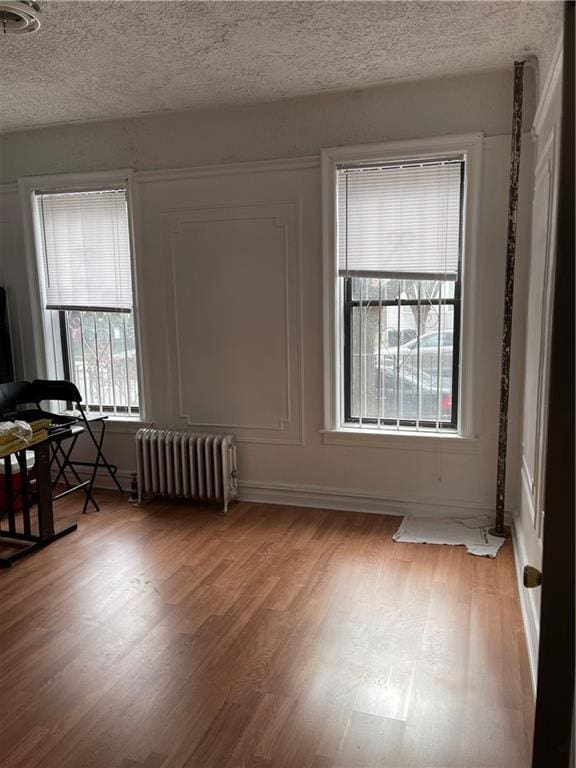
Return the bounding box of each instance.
[392,515,506,558]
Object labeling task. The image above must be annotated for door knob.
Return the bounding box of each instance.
[523,565,542,588]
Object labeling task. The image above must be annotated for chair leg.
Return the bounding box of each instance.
[51,442,73,489]
[82,439,101,515]
[51,436,99,513]
[79,416,124,495]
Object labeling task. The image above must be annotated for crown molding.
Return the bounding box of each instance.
[135,155,319,184]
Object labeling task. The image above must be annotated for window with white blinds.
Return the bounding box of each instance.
[36,188,133,312]
[337,159,463,281]
[334,155,465,432]
[33,185,140,416]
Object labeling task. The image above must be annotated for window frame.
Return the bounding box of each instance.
[58,308,141,416]
[18,170,147,422]
[321,134,483,445]
[342,273,462,430]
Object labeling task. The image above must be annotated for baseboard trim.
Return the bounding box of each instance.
[511,514,540,695]
[74,468,510,523]
[237,480,504,520]
[53,467,134,493]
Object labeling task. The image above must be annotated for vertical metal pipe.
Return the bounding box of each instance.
[491,60,526,538]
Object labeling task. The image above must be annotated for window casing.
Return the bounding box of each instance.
[321,135,482,441]
[341,158,464,430]
[30,184,141,417]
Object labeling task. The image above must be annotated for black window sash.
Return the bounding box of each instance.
[57,308,139,414]
[343,280,461,429]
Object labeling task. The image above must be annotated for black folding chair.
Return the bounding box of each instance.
[0,380,99,513]
[30,380,124,513]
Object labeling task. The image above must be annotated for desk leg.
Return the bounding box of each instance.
[0,444,77,567]
[34,442,55,541]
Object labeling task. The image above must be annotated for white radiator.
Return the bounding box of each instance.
[135,428,238,513]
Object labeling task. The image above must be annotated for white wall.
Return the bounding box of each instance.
[0,67,535,519]
[0,69,533,184]
[512,42,563,692]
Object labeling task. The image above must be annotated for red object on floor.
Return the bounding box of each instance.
[0,456,36,512]
[0,471,24,511]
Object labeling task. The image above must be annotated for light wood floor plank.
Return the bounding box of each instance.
[0,494,533,767]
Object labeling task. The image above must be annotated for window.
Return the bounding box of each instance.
[340,157,463,429]
[33,186,140,416]
[322,136,481,439]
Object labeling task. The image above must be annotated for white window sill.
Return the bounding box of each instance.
[320,427,480,453]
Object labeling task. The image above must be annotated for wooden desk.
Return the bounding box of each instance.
[0,439,77,567]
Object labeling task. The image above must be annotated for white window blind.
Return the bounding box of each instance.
[337,159,463,280]
[36,188,133,311]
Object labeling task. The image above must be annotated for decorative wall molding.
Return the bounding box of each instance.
[520,454,537,526]
[521,452,535,495]
[0,183,18,195]
[170,214,291,431]
[532,33,563,137]
[511,41,564,699]
[532,151,557,536]
[523,131,557,537]
[512,514,540,695]
[136,156,319,185]
[533,129,556,180]
[162,199,305,446]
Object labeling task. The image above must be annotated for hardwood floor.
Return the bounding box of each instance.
[0,493,534,768]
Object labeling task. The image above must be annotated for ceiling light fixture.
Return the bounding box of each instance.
[0,1,41,35]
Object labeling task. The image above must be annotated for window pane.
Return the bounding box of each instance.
[347,278,457,426]
[401,303,454,423]
[350,305,381,419]
[351,276,384,301]
[351,277,455,303]
[64,309,139,415]
[419,279,455,301]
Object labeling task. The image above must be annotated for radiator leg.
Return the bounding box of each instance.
[129,472,139,504]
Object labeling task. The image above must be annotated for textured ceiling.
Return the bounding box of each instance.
[0,0,562,133]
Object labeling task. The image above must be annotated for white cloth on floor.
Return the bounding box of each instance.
[392,515,506,558]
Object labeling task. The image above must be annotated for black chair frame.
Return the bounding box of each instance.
[0,380,123,514]
[31,380,124,514]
